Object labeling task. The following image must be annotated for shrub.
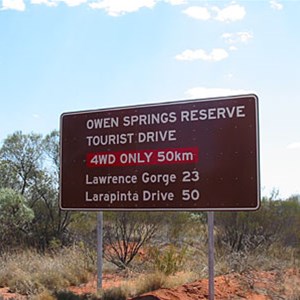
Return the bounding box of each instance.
[55,291,82,300]
[149,245,187,276]
[215,197,300,253]
[0,188,34,251]
[136,272,167,295]
[7,271,45,295]
[104,212,158,269]
[101,287,128,300]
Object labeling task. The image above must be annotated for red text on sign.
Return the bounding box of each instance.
[86,147,198,168]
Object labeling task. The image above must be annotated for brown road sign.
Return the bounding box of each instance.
[60,94,260,211]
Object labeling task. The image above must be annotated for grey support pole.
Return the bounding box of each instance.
[97,211,103,291]
[208,211,215,300]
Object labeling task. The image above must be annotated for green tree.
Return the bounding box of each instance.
[44,130,60,180]
[44,130,71,242]
[215,195,300,252]
[0,131,44,196]
[31,130,71,249]
[0,131,72,250]
[0,188,34,250]
[278,195,300,248]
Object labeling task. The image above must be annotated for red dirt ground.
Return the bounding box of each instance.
[1,269,299,299]
[0,287,26,300]
[70,268,300,299]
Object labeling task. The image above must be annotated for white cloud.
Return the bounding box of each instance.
[164,0,186,5]
[185,87,253,98]
[224,73,234,80]
[222,31,253,44]
[183,3,246,22]
[31,0,57,6]
[212,4,246,22]
[270,0,283,10]
[238,31,253,43]
[229,45,238,51]
[287,142,300,150]
[31,0,87,6]
[175,48,228,62]
[183,6,211,20]
[2,0,25,11]
[58,0,87,6]
[89,0,156,16]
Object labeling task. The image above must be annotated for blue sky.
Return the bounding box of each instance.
[0,0,299,198]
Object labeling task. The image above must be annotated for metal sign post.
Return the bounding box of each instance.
[97,211,103,291]
[208,211,215,300]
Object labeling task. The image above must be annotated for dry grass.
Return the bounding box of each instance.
[165,271,198,288]
[135,272,167,295]
[31,290,56,300]
[0,239,298,298]
[133,270,198,297]
[0,245,95,296]
[101,286,129,300]
[283,269,300,300]
[214,243,300,276]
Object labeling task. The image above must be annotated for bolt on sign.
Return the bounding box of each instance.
[60,94,260,211]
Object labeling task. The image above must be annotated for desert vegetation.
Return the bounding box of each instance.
[0,131,299,299]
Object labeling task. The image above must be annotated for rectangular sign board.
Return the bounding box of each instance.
[60,94,260,211]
